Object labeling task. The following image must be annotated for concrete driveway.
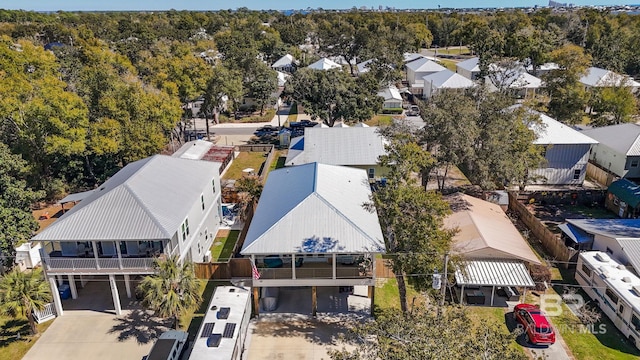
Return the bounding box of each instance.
[245,286,370,360]
[505,310,574,360]
[245,313,360,360]
[23,280,171,360]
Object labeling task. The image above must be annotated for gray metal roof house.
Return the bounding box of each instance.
[582,123,640,179]
[240,162,384,315]
[33,155,223,317]
[285,126,388,179]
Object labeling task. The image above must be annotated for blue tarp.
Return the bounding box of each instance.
[558,223,592,244]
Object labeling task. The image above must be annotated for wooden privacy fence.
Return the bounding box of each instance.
[586,161,619,187]
[508,191,576,268]
[194,258,252,280]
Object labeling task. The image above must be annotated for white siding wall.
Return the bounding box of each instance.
[590,143,627,178]
[456,67,477,80]
[179,171,222,263]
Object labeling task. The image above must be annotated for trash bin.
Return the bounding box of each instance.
[59,284,71,300]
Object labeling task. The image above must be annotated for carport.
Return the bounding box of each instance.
[455,259,535,306]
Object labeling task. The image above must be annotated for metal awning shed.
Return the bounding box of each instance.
[455,259,535,306]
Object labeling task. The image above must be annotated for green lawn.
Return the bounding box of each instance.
[0,315,55,360]
[438,58,458,71]
[374,277,422,312]
[222,152,267,180]
[286,102,298,125]
[269,154,286,172]
[209,230,240,262]
[366,115,393,127]
[429,46,470,55]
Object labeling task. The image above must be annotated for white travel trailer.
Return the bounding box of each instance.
[576,251,640,348]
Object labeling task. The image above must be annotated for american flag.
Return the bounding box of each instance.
[251,260,261,280]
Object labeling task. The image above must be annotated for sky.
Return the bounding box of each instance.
[0,0,634,12]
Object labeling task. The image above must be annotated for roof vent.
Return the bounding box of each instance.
[623,276,632,283]
[618,265,627,270]
[229,288,235,293]
[599,267,610,278]
[206,334,222,347]
[634,286,640,296]
[595,253,610,262]
[217,307,230,319]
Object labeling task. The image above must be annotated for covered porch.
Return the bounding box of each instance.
[40,239,168,274]
[455,259,535,307]
[251,253,375,283]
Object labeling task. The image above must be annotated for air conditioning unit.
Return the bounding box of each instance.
[203,250,212,263]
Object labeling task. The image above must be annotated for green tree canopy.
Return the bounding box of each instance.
[330,305,526,360]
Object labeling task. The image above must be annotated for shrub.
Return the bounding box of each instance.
[529,264,551,291]
[381,108,403,114]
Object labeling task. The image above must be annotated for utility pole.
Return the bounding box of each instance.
[441,252,449,306]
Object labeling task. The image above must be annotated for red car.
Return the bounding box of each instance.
[514,303,556,345]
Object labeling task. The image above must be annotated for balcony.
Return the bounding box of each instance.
[251,254,376,287]
[41,256,156,275]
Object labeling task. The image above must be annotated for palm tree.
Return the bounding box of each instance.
[137,255,201,329]
[235,174,263,221]
[0,268,51,335]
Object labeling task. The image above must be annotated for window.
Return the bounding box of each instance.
[605,288,619,305]
[573,169,581,180]
[201,194,205,211]
[181,218,190,240]
[619,304,625,314]
[368,168,375,179]
[632,314,640,331]
[212,179,216,194]
[632,159,639,168]
[581,263,591,278]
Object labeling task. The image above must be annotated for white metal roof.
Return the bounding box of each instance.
[377,86,402,101]
[487,66,542,89]
[444,193,541,265]
[580,67,640,88]
[456,57,480,72]
[526,62,559,72]
[307,57,341,71]
[357,59,373,74]
[403,52,425,63]
[57,189,95,205]
[581,123,640,156]
[580,251,640,312]
[271,54,295,68]
[405,57,446,73]
[172,140,214,160]
[240,163,385,255]
[510,105,598,145]
[276,71,289,86]
[284,127,387,167]
[455,259,535,287]
[33,155,220,242]
[422,69,475,89]
[190,286,251,360]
